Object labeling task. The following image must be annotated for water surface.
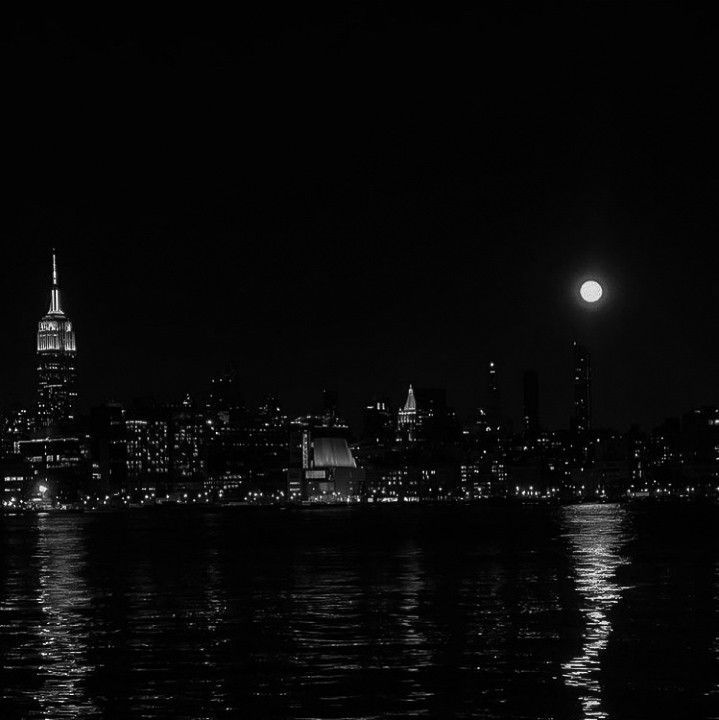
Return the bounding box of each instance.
[1,503,717,719]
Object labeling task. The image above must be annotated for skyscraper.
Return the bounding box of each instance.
[398,384,417,435]
[37,251,77,428]
[522,369,539,436]
[486,361,501,433]
[572,341,591,435]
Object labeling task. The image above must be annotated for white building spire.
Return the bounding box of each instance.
[398,383,417,431]
[404,384,416,412]
[48,248,63,315]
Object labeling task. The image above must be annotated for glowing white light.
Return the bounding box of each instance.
[580,280,603,303]
[38,484,48,495]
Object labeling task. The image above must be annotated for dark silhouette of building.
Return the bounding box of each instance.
[486,361,500,430]
[523,370,539,436]
[205,372,247,493]
[90,403,128,495]
[321,388,339,426]
[397,386,458,443]
[414,388,457,442]
[650,417,681,467]
[681,407,719,464]
[36,251,77,429]
[207,371,244,425]
[243,396,289,497]
[362,397,394,444]
[572,341,591,436]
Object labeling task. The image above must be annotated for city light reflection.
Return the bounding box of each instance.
[34,514,98,718]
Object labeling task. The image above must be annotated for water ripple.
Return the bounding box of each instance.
[561,504,631,719]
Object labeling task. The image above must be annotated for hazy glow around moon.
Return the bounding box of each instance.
[580,280,603,303]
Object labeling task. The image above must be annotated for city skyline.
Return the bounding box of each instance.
[3,7,719,434]
[1,248,717,436]
[7,248,719,509]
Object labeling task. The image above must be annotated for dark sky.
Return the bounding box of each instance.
[1,6,718,432]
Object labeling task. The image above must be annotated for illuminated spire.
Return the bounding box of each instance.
[48,248,63,315]
[398,383,417,432]
[403,384,416,412]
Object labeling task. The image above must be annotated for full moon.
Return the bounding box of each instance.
[580,280,603,303]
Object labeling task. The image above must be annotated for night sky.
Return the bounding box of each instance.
[2,6,718,432]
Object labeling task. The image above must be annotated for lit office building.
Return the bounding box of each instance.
[126,416,170,493]
[167,396,207,492]
[16,434,89,504]
[126,419,149,483]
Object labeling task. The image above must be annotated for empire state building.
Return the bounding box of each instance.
[37,252,77,427]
